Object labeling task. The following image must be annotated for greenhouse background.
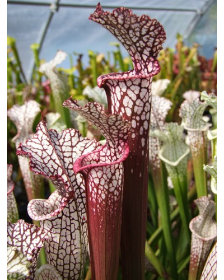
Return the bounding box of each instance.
[7,0,217,81]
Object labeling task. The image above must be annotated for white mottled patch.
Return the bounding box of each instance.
[127,89,136,101]
[136,99,144,107]
[147,62,153,72]
[134,105,143,115]
[100,178,105,185]
[141,28,147,35]
[142,54,147,61]
[123,96,133,108]
[65,133,71,142]
[58,167,62,176]
[126,107,132,116]
[144,121,149,130]
[44,167,49,173]
[140,89,148,101]
[112,180,117,187]
[141,79,148,87]
[141,113,146,121]
[109,186,115,192]
[119,82,127,92]
[133,79,140,85]
[116,87,121,100]
[44,156,50,163]
[94,178,99,184]
[96,170,103,178]
[132,120,136,128]
[144,102,151,112]
[118,15,124,24]
[146,112,150,120]
[136,63,141,70]
[130,85,140,95]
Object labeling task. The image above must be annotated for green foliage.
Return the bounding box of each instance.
[7,36,217,279]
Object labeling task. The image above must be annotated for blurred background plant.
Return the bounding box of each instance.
[7,34,217,279]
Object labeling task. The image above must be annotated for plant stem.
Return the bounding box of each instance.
[192,142,207,197]
[88,50,98,87]
[8,37,27,84]
[169,46,198,102]
[85,267,91,280]
[152,162,178,279]
[148,185,196,246]
[169,166,191,243]
[38,247,47,267]
[68,54,75,89]
[178,255,190,274]
[145,242,165,278]
[148,175,158,228]
[76,54,84,95]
